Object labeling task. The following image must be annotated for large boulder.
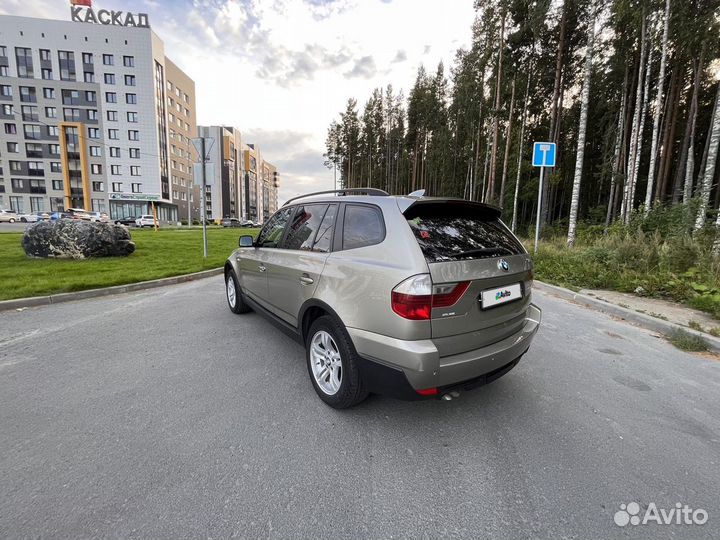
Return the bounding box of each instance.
[22,219,136,259]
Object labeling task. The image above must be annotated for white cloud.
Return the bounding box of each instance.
[1,0,475,203]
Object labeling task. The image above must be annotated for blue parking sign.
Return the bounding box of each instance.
[532,142,556,167]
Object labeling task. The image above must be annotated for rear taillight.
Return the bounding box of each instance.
[391,275,470,320]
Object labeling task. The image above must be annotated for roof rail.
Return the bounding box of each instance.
[283,188,389,207]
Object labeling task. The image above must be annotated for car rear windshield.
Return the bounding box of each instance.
[405,203,524,262]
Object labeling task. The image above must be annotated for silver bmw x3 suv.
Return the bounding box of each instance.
[224,189,541,408]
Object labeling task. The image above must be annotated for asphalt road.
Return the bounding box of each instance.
[1,277,719,539]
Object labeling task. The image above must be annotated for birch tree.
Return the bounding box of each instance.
[512,63,533,233]
[567,9,596,247]
[498,78,515,209]
[695,81,720,230]
[628,46,653,212]
[606,72,628,230]
[644,0,670,211]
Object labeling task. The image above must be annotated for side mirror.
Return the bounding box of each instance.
[239,235,254,247]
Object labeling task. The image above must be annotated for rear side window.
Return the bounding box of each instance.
[342,204,384,250]
[284,203,331,251]
[406,205,524,262]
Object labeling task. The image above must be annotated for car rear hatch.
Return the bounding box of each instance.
[402,199,533,357]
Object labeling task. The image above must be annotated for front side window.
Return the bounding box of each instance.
[342,205,385,250]
[256,207,292,248]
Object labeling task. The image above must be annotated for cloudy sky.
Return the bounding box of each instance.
[1,0,475,203]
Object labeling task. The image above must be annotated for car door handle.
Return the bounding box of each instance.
[258,264,266,272]
[299,275,314,285]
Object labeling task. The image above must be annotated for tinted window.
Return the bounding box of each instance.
[284,204,330,251]
[406,204,524,262]
[342,205,384,250]
[313,204,337,253]
[256,207,292,248]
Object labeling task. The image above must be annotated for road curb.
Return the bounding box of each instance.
[535,280,720,353]
[0,268,224,312]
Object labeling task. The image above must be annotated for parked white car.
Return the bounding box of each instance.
[87,211,110,223]
[135,215,157,228]
[0,209,18,223]
[18,213,41,223]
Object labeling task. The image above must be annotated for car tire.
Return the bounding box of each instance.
[21,218,27,223]
[9,218,15,223]
[306,315,368,409]
[226,270,251,314]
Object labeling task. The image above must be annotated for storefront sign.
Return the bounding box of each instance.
[109,193,161,201]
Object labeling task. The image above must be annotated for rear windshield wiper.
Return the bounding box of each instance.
[446,246,511,259]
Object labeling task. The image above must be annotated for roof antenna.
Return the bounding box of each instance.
[408,189,425,198]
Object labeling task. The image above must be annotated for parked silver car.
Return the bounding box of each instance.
[224,189,541,408]
[0,209,18,223]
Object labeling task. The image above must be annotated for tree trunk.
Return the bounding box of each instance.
[606,69,628,230]
[628,45,653,212]
[486,12,506,203]
[695,81,720,229]
[657,60,681,202]
[684,56,701,204]
[622,14,646,223]
[567,9,596,247]
[645,0,670,211]
[512,68,532,233]
[499,78,516,209]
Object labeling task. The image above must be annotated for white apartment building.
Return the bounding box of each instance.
[0,9,196,221]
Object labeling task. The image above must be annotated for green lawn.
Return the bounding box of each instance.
[0,227,259,301]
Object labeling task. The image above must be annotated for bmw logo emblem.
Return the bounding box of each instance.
[498,259,509,272]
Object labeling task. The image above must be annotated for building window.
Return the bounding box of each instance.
[130,166,140,176]
[90,146,101,157]
[63,108,80,121]
[48,143,60,155]
[29,179,46,194]
[111,165,121,175]
[0,85,12,97]
[131,183,142,193]
[6,142,19,153]
[87,127,100,139]
[82,52,93,64]
[50,162,62,172]
[40,49,51,61]
[92,181,104,192]
[10,161,22,172]
[128,130,139,141]
[0,65,7,77]
[104,73,115,85]
[30,197,45,212]
[45,106,57,118]
[87,109,98,121]
[28,162,44,176]
[108,129,119,140]
[125,93,137,104]
[84,71,94,83]
[24,124,41,139]
[109,147,120,158]
[20,86,36,103]
[15,47,34,78]
[103,54,114,66]
[91,164,102,174]
[43,87,55,99]
[21,105,38,121]
[105,92,116,103]
[111,182,122,192]
[52,179,63,191]
[106,110,117,121]
[184,92,189,103]
[127,111,138,123]
[91,199,107,213]
[85,90,96,102]
[9,196,23,213]
[11,179,24,190]
[124,74,136,86]
[48,126,59,138]
[1,105,11,116]
[123,55,135,67]
[129,148,140,159]
[42,68,53,80]
[62,89,80,105]
[58,50,76,81]
[26,143,42,157]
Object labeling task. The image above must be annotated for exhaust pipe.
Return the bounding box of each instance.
[441,391,461,401]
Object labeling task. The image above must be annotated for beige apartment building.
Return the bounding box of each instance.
[165,59,197,222]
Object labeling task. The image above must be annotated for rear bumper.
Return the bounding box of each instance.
[347,303,542,399]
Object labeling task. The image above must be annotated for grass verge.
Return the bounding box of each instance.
[666,329,709,352]
[0,227,258,301]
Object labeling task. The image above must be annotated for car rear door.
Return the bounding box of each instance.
[237,206,292,309]
[264,203,338,326]
[403,200,534,357]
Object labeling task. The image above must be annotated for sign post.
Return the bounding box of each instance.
[192,136,215,258]
[531,142,557,254]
